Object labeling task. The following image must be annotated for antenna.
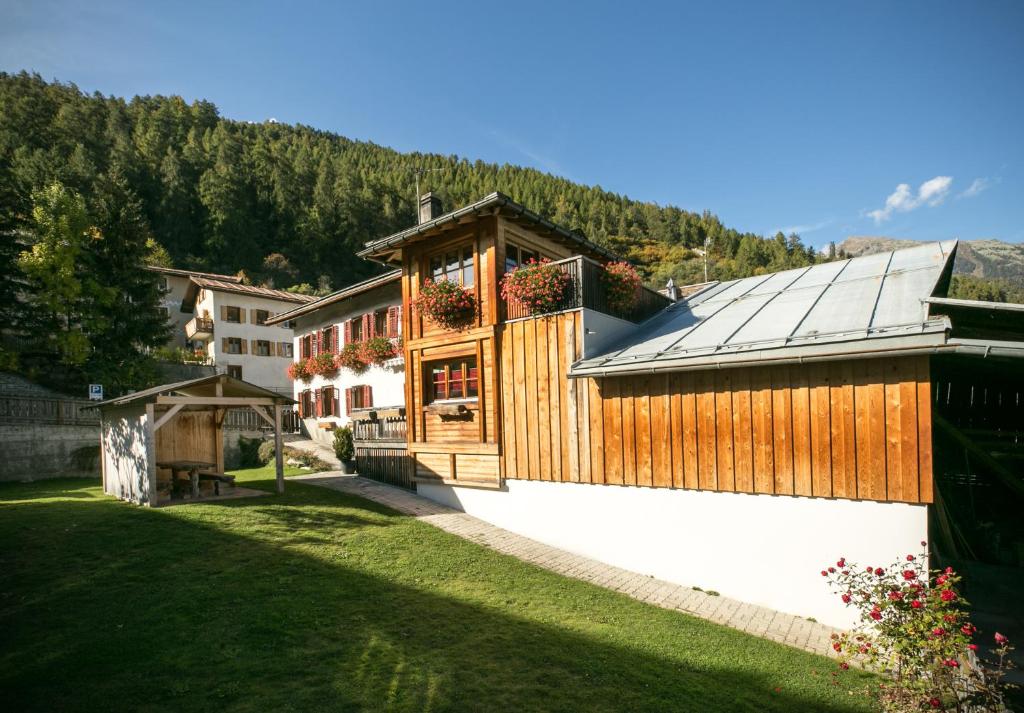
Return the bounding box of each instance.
[413,167,446,203]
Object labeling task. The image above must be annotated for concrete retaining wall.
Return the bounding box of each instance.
[0,421,101,482]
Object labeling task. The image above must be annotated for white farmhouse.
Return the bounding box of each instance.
[176,276,316,395]
[266,271,404,447]
[146,266,243,351]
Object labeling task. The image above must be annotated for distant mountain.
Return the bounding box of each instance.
[840,237,1024,281]
[839,237,1024,303]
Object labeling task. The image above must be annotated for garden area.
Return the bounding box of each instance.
[0,467,877,712]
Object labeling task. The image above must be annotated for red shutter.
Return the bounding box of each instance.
[363,385,373,408]
[345,387,353,415]
[298,390,307,418]
[315,389,323,417]
[318,329,325,354]
[332,325,339,353]
[387,306,400,337]
[362,313,373,340]
[344,320,353,346]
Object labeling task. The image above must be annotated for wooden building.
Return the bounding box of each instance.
[357,194,1024,627]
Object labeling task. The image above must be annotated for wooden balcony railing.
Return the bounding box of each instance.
[185,316,214,340]
[352,408,407,443]
[503,255,671,323]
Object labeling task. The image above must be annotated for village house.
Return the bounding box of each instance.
[265,271,405,448]
[171,275,316,394]
[146,266,243,351]
[348,191,1024,628]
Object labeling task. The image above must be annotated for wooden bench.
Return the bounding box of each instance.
[197,472,236,495]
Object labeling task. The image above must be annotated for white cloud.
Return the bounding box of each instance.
[773,218,833,236]
[957,177,997,199]
[867,175,953,224]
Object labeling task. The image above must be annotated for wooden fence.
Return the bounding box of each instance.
[0,396,99,425]
[223,407,300,433]
[355,441,414,490]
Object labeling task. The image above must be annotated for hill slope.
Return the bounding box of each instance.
[0,71,824,292]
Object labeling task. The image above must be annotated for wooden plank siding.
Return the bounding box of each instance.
[497,331,934,503]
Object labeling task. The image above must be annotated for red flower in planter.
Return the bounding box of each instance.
[414,279,477,330]
[500,259,574,316]
[602,261,642,313]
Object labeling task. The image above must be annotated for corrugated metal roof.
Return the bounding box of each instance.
[187,277,318,304]
[570,240,959,376]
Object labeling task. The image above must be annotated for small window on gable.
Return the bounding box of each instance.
[427,244,474,287]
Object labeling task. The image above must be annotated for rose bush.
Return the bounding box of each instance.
[603,261,641,313]
[823,544,1016,711]
[500,258,573,315]
[414,279,476,330]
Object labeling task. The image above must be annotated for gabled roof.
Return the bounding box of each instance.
[146,265,243,283]
[182,276,317,309]
[357,192,623,265]
[265,270,401,325]
[571,240,960,377]
[93,375,294,409]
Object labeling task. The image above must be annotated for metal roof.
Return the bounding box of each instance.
[570,240,960,377]
[183,276,317,307]
[265,270,401,325]
[145,265,243,283]
[356,191,623,264]
[93,375,294,409]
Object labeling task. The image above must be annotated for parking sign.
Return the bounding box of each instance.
[88,384,103,401]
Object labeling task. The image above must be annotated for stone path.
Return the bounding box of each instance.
[291,473,842,657]
[284,437,341,469]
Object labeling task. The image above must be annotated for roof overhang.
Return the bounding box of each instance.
[92,374,295,409]
[356,192,623,266]
[265,270,401,325]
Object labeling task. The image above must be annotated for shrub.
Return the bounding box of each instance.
[500,258,574,315]
[308,352,338,378]
[256,439,275,465]
[237,436,262,468]
[823,544,1016,711]
[333,426,354,463]
[359,336,398,365]
[337,342,368,373]
[603,261,641,313]
[287,359,312,382]
[414,279,476,330]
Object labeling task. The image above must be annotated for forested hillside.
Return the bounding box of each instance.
[0,72,826,292]
[0,72,833,393]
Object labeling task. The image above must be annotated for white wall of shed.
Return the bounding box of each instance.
[100,403,152,506]
[417,479,928,629]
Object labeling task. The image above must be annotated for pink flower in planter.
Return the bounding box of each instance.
[995,632,1009,646]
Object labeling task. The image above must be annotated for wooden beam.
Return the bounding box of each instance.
[155,396,279,406]
[252,405,276,428]
[408,441,500,455]
[144,403,157,507]
[153,404,185,432]
[934,414,1024,499]
[273,404,285,494]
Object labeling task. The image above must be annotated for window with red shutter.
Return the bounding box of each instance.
[362,313,373,340]
[345,387,353,415]
[343,320,353,346]
[387,306,400,337]
[332,325,339,352]
[363,385,373,408]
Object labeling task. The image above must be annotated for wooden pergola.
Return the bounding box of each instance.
[95,375,295,506]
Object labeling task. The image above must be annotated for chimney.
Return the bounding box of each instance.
[418,192,443,224]
[661,278,680,302]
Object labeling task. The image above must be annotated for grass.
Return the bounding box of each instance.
[0,467,875,712]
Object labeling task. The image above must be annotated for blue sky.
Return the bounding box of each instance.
[2,0,1022,247]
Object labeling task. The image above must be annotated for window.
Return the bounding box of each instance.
[346,385,373,414]
[428,358,478,402]
[299,389,313,418]
[428,245,474,287]
[227,365,243,379]
[279,319,294,330]
[159,277,169,291]
[225,306,241,323]
[374,309,388,337]
[350,317,363,343]
[505,242,540,273]
[254,309,270,325]
[321,326,337,353]
[255,340,272,357]
[280,342,293,358]
[226,337,243,354]
[320,386,338,417]
[299,333,313,359]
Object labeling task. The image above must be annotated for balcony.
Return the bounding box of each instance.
[503,255,672,323]
[185,316,214,341]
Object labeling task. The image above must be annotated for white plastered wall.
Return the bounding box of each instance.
[418,479,928,629]
[100,403,152,506]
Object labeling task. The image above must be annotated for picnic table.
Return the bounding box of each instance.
[156,460,216,499]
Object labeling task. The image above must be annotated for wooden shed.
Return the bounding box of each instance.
[95,375,294,506]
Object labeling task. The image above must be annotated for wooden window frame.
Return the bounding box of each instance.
[226,337,243,355]
[253,309,270,326]
[425,357,479,404]
[226,365,243,380]
[255,339,272,357]
[225,306,242,323]
[504,241,543,274]
[426,243,475,288]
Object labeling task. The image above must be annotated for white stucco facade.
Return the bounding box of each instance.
[417,479,928,628]
[281,275,405,447]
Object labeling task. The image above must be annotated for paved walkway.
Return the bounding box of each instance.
[292,473,842,657]
[284,437,341,469]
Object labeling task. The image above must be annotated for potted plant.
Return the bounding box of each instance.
[359,336,398,366]
[333,426,355,474]
[337,342,368,373]
[603,261,642,313]
[309,352,338,378]
[414,279,476,330]
[287,358,312,383]
[500,258,574,315]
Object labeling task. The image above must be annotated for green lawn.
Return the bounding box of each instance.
[0,467,873,712]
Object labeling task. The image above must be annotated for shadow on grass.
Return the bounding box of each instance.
[0,477,873,713]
